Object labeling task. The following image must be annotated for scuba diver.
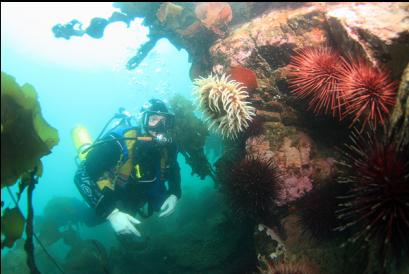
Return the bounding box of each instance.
[73,98,181,243]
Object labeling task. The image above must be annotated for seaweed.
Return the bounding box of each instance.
[1,71,59,187]
[169,94,216,181]
[1,72,60,272]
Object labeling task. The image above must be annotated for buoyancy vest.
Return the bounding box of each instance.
[96,125,169,193]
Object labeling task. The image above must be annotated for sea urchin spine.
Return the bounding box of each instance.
[288,47,345,118]
[220,155,281,222]
[336,129,409,267]
[339,59,397,131]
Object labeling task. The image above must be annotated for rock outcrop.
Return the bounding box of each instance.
[389,63,409,147]
[205,2,409,273]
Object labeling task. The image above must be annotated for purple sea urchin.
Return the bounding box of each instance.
[297,181,348,241]
[335,129,409,267]
[220,155,281,222]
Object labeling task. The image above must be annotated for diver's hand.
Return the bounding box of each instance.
[159,194,178,218]
[106,208,142,238]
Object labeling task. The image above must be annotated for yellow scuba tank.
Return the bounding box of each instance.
[71,125,93,162]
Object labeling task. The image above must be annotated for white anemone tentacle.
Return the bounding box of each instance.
[193,73,256,139]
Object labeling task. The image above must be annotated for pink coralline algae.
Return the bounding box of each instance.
[195,2,233,37]
[245,132,333,206]
[245,135,275,162]
[276,175,313,206]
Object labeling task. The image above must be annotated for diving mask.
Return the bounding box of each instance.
[142,111,174,134]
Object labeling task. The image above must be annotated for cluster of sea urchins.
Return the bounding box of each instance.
[335,129,409,267]
[193,73,256,139]
[288,47,397,131]
[220,155,281,223]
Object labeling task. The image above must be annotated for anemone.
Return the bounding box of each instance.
[193,73,256,139]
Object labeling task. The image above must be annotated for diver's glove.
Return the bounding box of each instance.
[159,194,178,218]
[106,208,142,238]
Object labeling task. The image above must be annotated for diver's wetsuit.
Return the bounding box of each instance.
[74,126,181,224]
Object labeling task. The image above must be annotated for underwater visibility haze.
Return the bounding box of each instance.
[2,2,409,274]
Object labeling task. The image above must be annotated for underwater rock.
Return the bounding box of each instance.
[389,63,409,147]
[208,2,408,122]
[256,110,281,123]
[1,239,61,274]
[245,135,274,163]
[194,2,233,37]
[110,192,257,274]
[326,2,409,80]
[245,130,335,206]
[255,224,286,262]
[34,196,93,247]
[207,2,408,208]
[209,5,327,76]
[63,239,109,274]
[42,196,90,227]
[210,3,409,79]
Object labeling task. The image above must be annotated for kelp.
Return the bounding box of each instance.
[1,72,59,273]
[169,94,216,181]
[1,71,59,187]
[24,170,41,274]
[1,207,25,249]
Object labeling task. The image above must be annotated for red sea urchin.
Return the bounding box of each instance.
[338,60,397,131]
[288,47,345,118]
[335,129,409,267]
[220,155,281,222]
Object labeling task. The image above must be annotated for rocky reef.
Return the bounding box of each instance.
[49,2,409,273]
[202,2,409,273]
